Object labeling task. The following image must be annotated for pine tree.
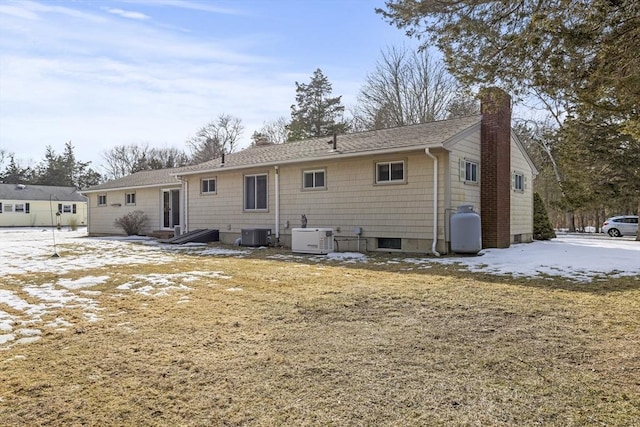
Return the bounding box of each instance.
[533,192,556,240]
[288,69,349,141]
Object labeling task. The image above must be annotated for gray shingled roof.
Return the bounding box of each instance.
[84,115,481,191]
[180,115,481,175]
[82,166,188,192]
[0,184,87,202]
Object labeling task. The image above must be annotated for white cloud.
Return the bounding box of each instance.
[104,7,150,20]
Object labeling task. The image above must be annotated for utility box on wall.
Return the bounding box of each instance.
[291,228,334,254]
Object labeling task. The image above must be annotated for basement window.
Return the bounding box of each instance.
[378,238,401,250]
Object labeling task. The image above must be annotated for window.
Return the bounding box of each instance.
[4,204,13,212]
[201,178,217,194]
[512,171,526,191]
[98,195,107,206]
[125,193,136,205]
[376,161,405,183]
[461,159,479,183]
[303,169,325,189]
[378,238,402,250]
[14,203,25,213]
[244,174,268,210]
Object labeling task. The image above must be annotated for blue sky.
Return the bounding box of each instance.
[0,0,419,172]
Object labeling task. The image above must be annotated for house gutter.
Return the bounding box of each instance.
[177,176,188,234]
[274,166,280,242]
[172,144,447,178]
[424,148,441,257]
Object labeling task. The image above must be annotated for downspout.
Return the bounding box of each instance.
[178,176,188,234]
[424,148,441,257]
[274,166,280,242]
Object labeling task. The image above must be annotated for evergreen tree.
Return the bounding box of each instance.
[288,69,349,141]
[0,155,33,184]
[533,192,556,240]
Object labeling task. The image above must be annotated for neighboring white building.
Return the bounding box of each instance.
[83,88,537,253]
[0,184,87,227]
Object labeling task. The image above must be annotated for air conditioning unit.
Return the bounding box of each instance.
[241,228,271,247]
[291,228,334,254]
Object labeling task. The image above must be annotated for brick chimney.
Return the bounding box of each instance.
[480,87,511,248]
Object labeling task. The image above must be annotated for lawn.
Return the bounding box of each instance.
[1,234,639,426]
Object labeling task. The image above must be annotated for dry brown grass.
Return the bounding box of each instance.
[1,246,639,426]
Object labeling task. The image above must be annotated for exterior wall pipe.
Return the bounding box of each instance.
[424,148,441,257]
[274,166,280,241]
[177,176,188,234]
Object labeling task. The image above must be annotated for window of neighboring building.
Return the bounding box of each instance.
[14,203,25,213]
[98,195,107,206]
[303,169,326,190]
[244,174,268,210]
[201,178,217,194]
[378,237,402,250]
[461,159,479,184]
[125,193,136,205]
[513,171,526,192]
[4,204,13,212]
[376,161,405,184]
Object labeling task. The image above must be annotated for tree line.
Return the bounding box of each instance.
[1,45,477,184]
[378,0,639,236]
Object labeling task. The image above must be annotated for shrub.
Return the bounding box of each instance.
[533,192,556,240]
[68,216,79,231]
[114,210,149,236]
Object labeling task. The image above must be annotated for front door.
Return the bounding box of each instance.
[162,189,180,229]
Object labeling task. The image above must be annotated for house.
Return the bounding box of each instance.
[83,88,537,253]
[0,183,87,227]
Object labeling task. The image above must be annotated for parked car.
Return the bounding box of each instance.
[602,215,638,237]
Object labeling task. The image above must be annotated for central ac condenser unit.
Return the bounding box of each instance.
[241,228,271,247]
[291,228,334,254]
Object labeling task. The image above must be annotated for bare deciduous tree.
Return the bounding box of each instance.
[252,117,289,145]
[352,46,458,130]
[101,143,189,179]
[188,114,244,164]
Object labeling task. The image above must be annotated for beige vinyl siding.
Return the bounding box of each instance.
[0,200,87,227]
[448,129,482,218]
[187,150,445,251]
[87,187,173,235]
[510,137,534,242]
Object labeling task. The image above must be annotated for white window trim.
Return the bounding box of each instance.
[201,177,217,195]
[244,173,268,211]
[460,158,479,184]
[302,169,326,190]
[125,192,136,206]
[512,170,527,192]
[375,160,406,184]
[98,194,107,207]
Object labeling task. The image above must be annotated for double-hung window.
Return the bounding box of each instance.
[461,159,479,184]
[376,161,405,184]
[513,171,526,192]
[244,174,268,210]
[98,195,107,206]
[303,169,326,190]
[201,178,217,194]
[125,192,136,205]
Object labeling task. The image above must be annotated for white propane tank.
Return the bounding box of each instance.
[450,205,482,254]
